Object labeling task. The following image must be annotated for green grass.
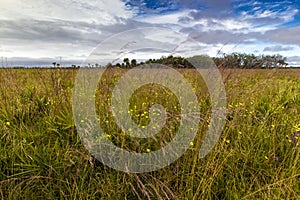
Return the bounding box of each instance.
[0,68,299,199]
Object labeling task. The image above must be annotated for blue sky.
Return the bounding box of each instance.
[0,0,300,66]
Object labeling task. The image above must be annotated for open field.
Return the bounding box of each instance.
[0,68,300,199]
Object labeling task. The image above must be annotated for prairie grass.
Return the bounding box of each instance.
[0,68,299,199]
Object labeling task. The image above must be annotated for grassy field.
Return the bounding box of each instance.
[0,68,299,199]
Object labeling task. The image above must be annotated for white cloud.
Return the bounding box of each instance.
[263,45,294,52]
[135,7,293,35]
[0,40,90,60]
[0,0,134,25]
[287,56,300,66]
[135,10,192,26]
[0,0,138,61]
[241,5,298,24]
[136,10,253,33]
[209,19,251,31]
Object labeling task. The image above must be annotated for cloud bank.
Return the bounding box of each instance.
[0,0,299,66]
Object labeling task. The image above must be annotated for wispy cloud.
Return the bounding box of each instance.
[263,45,294,52]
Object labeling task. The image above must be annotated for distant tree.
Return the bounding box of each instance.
[212,53,288,69]
[187,55,212,69]
[106,63,113,68]
[172,59,178,67]
[146,58,156,64]
[274,54,288,68]
[138,53,288,69]
[123,58,130,68]
[131,59,137,67]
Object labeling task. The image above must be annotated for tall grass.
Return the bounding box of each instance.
[0,68,299,199]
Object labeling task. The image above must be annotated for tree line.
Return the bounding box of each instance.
[212,53,288,68]
[105,53,288,69]
[63,52,288,69]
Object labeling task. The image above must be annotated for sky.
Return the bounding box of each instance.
[0,0,300,67]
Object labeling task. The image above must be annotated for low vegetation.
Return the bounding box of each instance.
[0,67,299,199]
